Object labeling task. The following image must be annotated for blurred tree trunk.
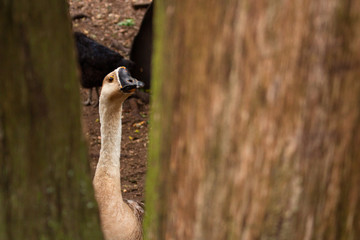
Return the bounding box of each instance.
[0,1,103,239]
[145,0,360,239]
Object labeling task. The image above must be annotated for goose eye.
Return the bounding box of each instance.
[108,77,114,82]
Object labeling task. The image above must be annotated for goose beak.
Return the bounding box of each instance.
[116,66,144,93]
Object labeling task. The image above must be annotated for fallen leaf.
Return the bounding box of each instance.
[133,121,146,128]
[117,18,135,27]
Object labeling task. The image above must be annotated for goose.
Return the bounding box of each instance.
[93,66,144,240]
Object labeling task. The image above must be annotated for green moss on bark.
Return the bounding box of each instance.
[0,1,103,239]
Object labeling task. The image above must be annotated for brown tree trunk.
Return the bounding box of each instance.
[145,0,360,239]
[0,1,103,239]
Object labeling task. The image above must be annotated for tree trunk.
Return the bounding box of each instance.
[0,1,103,239]
[145,0,360,239]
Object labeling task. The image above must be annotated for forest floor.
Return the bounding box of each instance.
[68,0,151,202]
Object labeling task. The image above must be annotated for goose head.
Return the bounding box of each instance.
[100,66,144,105]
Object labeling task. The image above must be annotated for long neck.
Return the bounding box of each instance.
[99,103,123,169]
[95,101,124,205]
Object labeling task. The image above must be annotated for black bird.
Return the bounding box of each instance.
[74,32,133,106]
[130,2,153,90]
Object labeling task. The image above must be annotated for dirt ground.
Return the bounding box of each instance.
[68,0,151,202]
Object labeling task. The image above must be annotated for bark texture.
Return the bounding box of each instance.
[145,0,360,239]
[0,1,103,239]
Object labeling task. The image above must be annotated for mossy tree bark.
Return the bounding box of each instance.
[0,1,103,239]
[145,0,360,239]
